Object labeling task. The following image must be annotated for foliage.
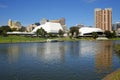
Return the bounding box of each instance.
[104,30,116,38]
[47,33,58,37]
[34,23,40,26]
[11,28,18,31]
[70,26,79,38]
[58,29,64,37]
[36,28,47,37]
[0,25,12,36]
[92,32,98,39]
[112,30,116,37]
[19,26,26,32]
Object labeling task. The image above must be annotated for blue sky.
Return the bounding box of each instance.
[0,0,120,27]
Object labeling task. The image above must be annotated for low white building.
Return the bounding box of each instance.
[79,27,103,36]
[32,22,63,33]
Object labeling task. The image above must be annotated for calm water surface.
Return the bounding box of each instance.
[0,41,120,80]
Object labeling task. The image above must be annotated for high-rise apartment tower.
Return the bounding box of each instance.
[95,8,112,31]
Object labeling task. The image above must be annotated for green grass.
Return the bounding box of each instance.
[0,36,94,43]
[111,38,120,40]
[1,36,120,43]
[103,69,120,80]
[0,35,47,43]
[113,72,120,80]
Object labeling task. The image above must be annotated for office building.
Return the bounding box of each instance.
[95,8,112,31]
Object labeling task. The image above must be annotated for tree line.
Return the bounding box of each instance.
[0,25,117,39]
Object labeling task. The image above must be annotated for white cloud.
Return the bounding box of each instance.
[0,4,7,8]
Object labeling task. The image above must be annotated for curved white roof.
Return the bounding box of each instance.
[32,22,63,33]
[79,27,103,36]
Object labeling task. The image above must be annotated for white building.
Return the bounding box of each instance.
[32,22,63,33]
[79,27,103,36]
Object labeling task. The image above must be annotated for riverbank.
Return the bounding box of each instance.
[1,35,120,43]
[0,36,95,43]
[0,36,47,43]
[103,69,120,80]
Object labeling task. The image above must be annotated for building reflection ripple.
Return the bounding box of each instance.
[95,41,113,73]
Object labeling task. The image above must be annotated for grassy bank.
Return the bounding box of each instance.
[1,35,120,43]
[103,69,120,80]
[0,36,47,43]
[0,36,96,43]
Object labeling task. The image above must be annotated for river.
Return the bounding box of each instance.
[0,40,120,80]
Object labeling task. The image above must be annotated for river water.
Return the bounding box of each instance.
[0,40,120,80]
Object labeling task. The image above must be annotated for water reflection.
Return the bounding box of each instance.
[1,41,120,80]
[95,41,113,73]
[7,45,20,63]
[68,41,80,57]
[7,42,67,63]
[37,42,66,62]
[80,41,96,56]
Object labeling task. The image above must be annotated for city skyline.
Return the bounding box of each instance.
[0,0,120,27]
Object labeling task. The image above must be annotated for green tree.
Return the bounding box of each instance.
[19,26,26,32]
[104,30,116,38]
[104,31,111,38]
[112,30,116,38]
[36,28,47,37]
[70,26,79,38]
[58,29,64,37]
[11,28,17,31]
[34,23,40,26]
[92,32,98,39]
[0,25,12,36]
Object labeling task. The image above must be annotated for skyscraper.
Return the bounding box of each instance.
[95,8,112,31]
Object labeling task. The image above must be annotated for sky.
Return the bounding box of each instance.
[0,0,120,28]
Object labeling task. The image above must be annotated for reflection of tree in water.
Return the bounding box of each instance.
[116,53,120,59]
[69,41,80,57]
[113,44,120,59]
[95,41,113,74]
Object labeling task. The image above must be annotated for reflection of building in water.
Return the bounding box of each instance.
[37,43,66,63]
[9,43,66,63]
[79,41,95,57]
[7,45,20,63]
[95,41,112,73]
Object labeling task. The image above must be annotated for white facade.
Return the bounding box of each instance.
[32,22,63,33]
[79,27,103,36]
